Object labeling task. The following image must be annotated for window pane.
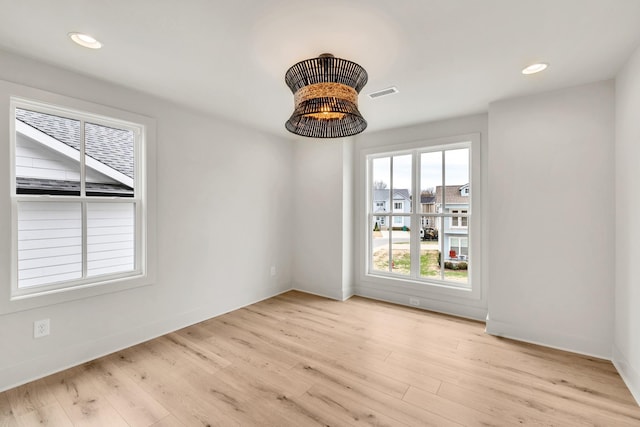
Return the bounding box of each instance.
[443,148,469,211]
[372,157,390,224]
[444,233,469,284]
[421,150,442,210]
[15,108,81,196]
[420,216,441,279]
[391,223,410,276]
[17,202,82,288]
[87,203,135,277]
[371,216,390,273]
[392,154,412,214]
[85,122,135,197]
[368,143,472,288]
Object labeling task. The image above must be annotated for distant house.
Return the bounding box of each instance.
[372,188,411,230]
[419,193,436,228]
[435,184,470,260]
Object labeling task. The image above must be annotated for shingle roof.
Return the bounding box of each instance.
[16,108,134,179]
[421,195,435,204]
[16,177,133,197]
[393,189,410,200]
[435,185,469,204]
[373,188,411,201]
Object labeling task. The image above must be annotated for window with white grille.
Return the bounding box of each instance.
[11,98,146,299]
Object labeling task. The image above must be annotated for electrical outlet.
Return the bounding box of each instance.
[34,319,50,338]
[270,266,276,277]
[409,297,420,306]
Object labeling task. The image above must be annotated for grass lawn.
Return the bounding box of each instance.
[373,249,468,281]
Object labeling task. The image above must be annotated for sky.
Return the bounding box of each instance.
[372,148,469,192]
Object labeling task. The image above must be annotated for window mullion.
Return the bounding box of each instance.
[80,120,88,279]
[410,151,420,279]
[440,150,446,280]
[388,157,394,273]
[80,120,86,197]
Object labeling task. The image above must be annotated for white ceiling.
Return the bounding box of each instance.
[1,0,640,139]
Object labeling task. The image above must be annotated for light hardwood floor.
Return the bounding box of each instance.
[1,291,639,426]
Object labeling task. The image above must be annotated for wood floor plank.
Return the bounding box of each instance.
[45,365,129,427]
[83,359,170,426]
[15,402,73,427]
[108,345,242,426]
[436,379,639,427]
[5,378,57,418]
[298,373,461,427]
[298,384,411,427]
[149,414,186,426]
[0,393,18,427]
[1,290,638,426]
[403,385,515,427]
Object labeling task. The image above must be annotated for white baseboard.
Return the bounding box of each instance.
[485,317,611,360]
[612,345,640,406]
[290,286,343,301]
[0,288,292,393]
[354,284,487,321]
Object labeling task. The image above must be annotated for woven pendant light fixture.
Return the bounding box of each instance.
[285,53,368,138]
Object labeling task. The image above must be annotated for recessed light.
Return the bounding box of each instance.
[522,63,548,75]
[68,32,102,49]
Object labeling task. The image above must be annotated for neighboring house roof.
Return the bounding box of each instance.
[421,195,435,204]
[392,189,410,200]
[373,188,411,201]
[16,177,134,197]
[435,184,469,204]
[16,108,134,179]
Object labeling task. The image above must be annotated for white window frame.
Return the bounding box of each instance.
[2,87,156,314]
[358,133,481,301]
[394,201,403,210]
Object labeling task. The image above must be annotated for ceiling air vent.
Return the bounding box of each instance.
[367,86,399,99]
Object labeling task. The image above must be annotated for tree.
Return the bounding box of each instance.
[421,187,435,197]
[373,180,388,189]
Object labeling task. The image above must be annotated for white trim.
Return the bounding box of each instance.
[355,283,487,321]
[359,134,480,300]
[612,345,640,406]
[485,316,611,360]
[2,85,156,315]
[291,286,345,302]
[11,97,144,298]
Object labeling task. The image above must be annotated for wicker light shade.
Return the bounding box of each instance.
[285,53,368,138]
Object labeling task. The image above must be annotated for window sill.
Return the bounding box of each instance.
[2,272,154,314]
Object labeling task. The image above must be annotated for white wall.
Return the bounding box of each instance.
[614,44,640,404]
[0,50,293,391]
[354,114,489,320]
[291,138,353,300]
[487,81,615,358]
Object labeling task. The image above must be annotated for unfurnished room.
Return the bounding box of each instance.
[1,1,640,426]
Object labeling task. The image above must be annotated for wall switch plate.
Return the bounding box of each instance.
[34,319,50,338]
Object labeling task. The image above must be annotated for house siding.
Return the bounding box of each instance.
[373,188,411,229]
[17,132,119,184]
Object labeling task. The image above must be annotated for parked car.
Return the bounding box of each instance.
[420,227,438,241]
